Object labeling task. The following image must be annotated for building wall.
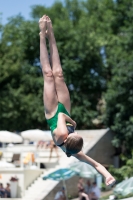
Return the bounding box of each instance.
[87,130,115,166]
[24,169,42,190]
[0,169,24,198]
[0,168,42,197]
[44,176,80,200]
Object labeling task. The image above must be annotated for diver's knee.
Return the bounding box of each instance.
[53,68,64,78]
[42,68,53,77]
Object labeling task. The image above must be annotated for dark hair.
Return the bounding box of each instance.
[64,135,83,157]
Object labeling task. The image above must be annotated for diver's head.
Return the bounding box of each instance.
[64,132,83,157]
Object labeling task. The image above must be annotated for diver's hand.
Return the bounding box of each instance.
[72,120,77,128]
[105,176,116,186]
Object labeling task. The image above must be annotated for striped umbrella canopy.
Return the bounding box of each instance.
[69,161,99,178]
[43,168,77,181]
[114,177,133,196]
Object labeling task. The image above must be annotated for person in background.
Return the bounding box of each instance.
[85,180,92,197]
[37,140,45,149]
[0,151,3,160]
[0,184,1,198]
[5,183,11,198]
[54,187,66,200]
[0,183,5,198]
[49,140,60,161]
[90,182,101,200]
[77,178,89,200]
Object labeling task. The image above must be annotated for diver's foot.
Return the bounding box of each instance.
[46,16,54,38]
[39,15,47,36]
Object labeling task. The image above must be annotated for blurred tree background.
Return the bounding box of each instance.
[0,0,133,161]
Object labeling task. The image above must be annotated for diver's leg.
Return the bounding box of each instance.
[39,15,58,117]
[46,16,71,113]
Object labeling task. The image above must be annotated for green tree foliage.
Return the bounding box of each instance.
[109,152,133,182]
[104,0,133,156]
[0,15,45,131]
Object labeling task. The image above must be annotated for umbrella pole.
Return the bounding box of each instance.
[62,178,68,200]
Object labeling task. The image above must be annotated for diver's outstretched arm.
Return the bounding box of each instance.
[73,151,115,186]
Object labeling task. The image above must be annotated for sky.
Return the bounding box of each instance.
[0,0,63,24]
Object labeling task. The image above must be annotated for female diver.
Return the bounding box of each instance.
[39,15,115,186]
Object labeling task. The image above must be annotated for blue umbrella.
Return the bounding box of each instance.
[43,168,78,200]
[43,168,76,181]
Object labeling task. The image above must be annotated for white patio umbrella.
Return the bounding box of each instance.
[21,129,52,141]
[69,161,99,178]
[0,131,22,143]
[0,161,15,168]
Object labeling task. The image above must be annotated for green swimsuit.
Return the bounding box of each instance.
[46,102,70,132]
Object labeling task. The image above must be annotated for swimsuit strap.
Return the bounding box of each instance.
[57,142,65,147]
